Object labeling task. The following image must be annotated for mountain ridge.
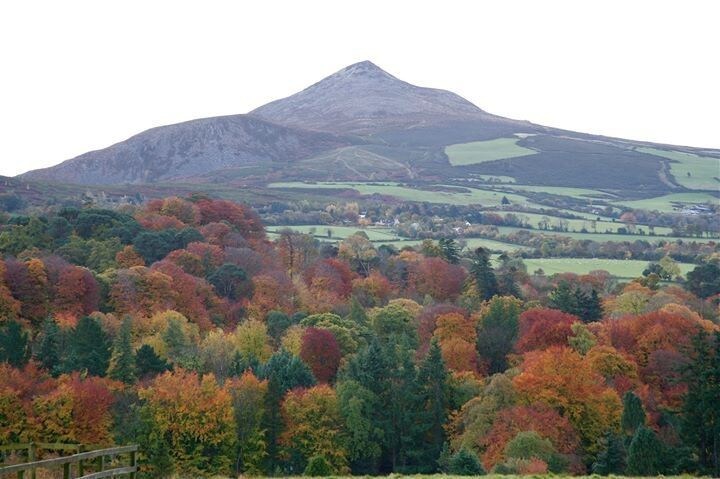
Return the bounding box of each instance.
[20,60,720,194]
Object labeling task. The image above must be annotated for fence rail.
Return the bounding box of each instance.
[0,444,138,479]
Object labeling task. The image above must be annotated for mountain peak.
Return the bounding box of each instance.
[251,61,488,133]
[332,60,396,81]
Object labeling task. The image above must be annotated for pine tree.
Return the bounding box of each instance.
[470,248,498,300]
[626,426,665,475]
[108,317,136,383]
[438,238,460,264]
[584,289,603,322]
[549,281,576,313]
[65,316,110,376]
[135,344,170,379]
[681,330,720,476]
[416,340,450,471]
[621,391,646,436]
[36,317,61,374]
[347,296,368,326]
[0,320,28,367]
[386,346,424,472]
[592,433,626,475]
[476,296,521,374]
[497,268,520,297]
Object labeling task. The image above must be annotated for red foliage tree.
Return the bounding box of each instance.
[195,199,264,242]
[53,265,100,321]
[515,308,578,353]
[299,327,341,383]
[303,258,355,300]
[407,257,466,302]
[4,258,49,324]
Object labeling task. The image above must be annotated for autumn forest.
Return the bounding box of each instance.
[0,195,719,478]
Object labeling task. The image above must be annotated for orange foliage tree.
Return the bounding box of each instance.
[139,369,236,476]
[513,346,622,453]
[481,405,581,471]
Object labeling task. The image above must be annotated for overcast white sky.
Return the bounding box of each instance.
[1,0,718,177]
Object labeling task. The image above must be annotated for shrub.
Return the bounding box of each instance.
[448,448,485,475]
[304,455,332,476]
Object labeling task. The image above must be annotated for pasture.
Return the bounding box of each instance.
[638,147,720,190]
[266,225,402,241]
[445,138,537,166]
[519,257,696,279]
[502,184,615,199]
[614,192,719,213]
[266,225,528,253]
[496,225,716,244]
[484,210,674,235]
[268,181,539,208]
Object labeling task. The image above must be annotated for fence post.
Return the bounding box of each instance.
[28,443,36,479]
[63,462,70,479]
[129,449,137,479]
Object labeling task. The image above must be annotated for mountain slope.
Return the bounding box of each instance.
[19,60,719,195]
[251,60,524,134]
[22,115,354,185]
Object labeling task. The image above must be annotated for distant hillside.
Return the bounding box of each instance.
[20,60,720,197]
[22,115,354,185]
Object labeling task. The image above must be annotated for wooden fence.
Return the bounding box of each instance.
[0,444,138,479]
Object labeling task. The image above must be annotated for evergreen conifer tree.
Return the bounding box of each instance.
[0,320,28,367]
[470,248,498,300]
[592,433,626,475]
[109,317,137,383]
[65,316,110,376]
[36,317,61,374]
[416,340,450,470]
[621,391,646,436]
[135,344,170,379]
[626,426,665,475]
[681,330,720,476]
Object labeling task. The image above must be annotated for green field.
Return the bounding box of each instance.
[496,225,716,244]
[614,192,719,213]
[268,182,540,208]
[445,138,537,166]
[639,147,720,190]
[520,257,696,279]
[502,184,615,199]
[267,225,402,241]
[484,210,674,235]
[267,225,528,253]
[475,174,517,183]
